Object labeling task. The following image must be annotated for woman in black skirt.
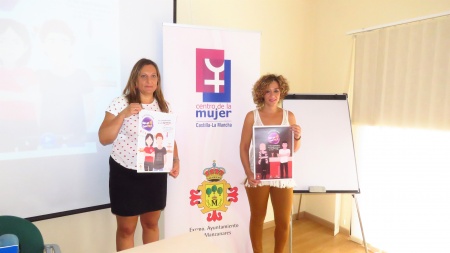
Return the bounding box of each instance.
[98,58,180,251]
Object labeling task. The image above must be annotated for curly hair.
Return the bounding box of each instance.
[252,74,289,108]
[122,58,169,113]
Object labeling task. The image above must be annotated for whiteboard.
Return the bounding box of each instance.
[283,94,360,193]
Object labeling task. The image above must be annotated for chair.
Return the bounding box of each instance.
[0,215,61,253]
[0,233,19,253]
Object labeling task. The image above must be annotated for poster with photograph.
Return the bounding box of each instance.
[253,126,293,180]
[137,110,177,173]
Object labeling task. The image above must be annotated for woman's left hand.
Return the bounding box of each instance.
[169,160,180,178]
[290,124,302,139]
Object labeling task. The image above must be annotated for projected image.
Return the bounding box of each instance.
[0,0,120,160]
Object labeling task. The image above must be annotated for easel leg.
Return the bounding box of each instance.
[290,193,302,253]
[290,205,293,253]
[296,194,302,220]
[353,194,369,253]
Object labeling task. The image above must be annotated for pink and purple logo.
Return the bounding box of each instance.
[267,130,280,145]
[196,48,231,103]
[141,116,154,132]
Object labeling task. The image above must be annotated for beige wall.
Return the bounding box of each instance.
[34,1,450,252]
[295,0,450,226]
[177,0,315,93]
[310,0,450,94]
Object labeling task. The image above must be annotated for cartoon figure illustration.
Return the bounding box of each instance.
[257,143,269,179]
[139,133,155,171]
[37,19,92,147]
[0,18,39,151]
[278,140,291,178]
[153,132,167,172]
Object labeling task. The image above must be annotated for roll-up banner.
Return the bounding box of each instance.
[162,24,260,253]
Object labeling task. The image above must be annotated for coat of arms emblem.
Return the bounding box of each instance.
[189,160,239,221]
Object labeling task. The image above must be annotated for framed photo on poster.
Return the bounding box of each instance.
[253,126,293,180]
[137,110,177,173]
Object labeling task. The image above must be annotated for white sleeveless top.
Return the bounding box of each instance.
[245,109,296,188]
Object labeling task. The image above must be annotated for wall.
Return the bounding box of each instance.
[298,0,450,229]
[33,1,450,252]
[34,209,117,253]
[177,0,315,94]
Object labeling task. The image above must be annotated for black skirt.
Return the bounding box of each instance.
[109,156,167,216]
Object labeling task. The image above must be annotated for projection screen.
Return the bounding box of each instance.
[0,0,174,220]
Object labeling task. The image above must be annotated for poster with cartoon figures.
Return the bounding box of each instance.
[253,126,293,180]
[137,110,177,173]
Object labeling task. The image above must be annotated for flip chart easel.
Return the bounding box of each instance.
[282,94,368,253]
